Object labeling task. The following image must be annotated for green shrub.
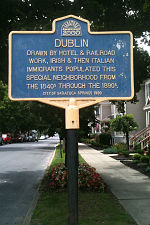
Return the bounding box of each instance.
[81,138,93,144]
[113,143,127,151]
[132,153,142,161]
[95,134,100,143]
[140,155,150,164]
[80,138,88,143]
[103,147,118,154]
[118,150,130,157]
[145,167,150,173]
[147,144,150,156]
[98,133,112,146]
[100,144,109,149]
[134,143,141,151]
[89,134,96,139]
[90,139,101,147]
[137,149,144,155]
[137,162,148,168]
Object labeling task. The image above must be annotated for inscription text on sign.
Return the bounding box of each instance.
[9,14,134,109]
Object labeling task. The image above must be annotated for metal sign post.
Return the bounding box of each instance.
[67,128,78,225]
[66,99,79,225]
[9,15,134,225]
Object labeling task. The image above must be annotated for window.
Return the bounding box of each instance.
[95,106,100,116]
[148,111,150,126]
[145,82,150,104]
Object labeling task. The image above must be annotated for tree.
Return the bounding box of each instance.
[0,0,150,86]
[0,81,96,138]
[0,82,39,133]
[29,101,65,137]
[31,103,97,139]
[0,0,150,137]
[79,106,97,139]
[110,114,138,149]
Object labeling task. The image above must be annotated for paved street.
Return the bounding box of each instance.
[0,136,59,225]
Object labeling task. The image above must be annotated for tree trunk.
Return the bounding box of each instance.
[65,136,68,167]
[125,131,129,150]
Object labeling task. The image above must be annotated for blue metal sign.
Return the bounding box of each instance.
[9,15,134,101]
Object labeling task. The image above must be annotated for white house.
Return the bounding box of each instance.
[143,79,150,126]
[93,81,149,144]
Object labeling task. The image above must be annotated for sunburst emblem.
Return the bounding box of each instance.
[61,20,82,36]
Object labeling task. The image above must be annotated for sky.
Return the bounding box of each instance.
[137,34,150,55]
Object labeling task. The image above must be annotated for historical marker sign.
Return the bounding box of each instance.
[8,15,134,225]
[9,15,134,103]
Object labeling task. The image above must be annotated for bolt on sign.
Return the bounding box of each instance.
[9,15,134,128]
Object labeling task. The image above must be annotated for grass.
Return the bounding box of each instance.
[30,146,137,225]
[50,146,86,168]
[50,146,65,168]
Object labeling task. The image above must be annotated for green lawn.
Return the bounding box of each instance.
[30,147,137,225]
[50,146,86,168]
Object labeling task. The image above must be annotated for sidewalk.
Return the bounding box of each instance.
[79,143,150,225]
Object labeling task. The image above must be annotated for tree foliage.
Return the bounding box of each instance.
[0,0,150,84]
[134,47,150,93]
[79,106,97,138]
[110,114,138,149]
[0,81,65,135]
[0,82,96,137]
[0,0,150,135]
[0,82,35,133]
